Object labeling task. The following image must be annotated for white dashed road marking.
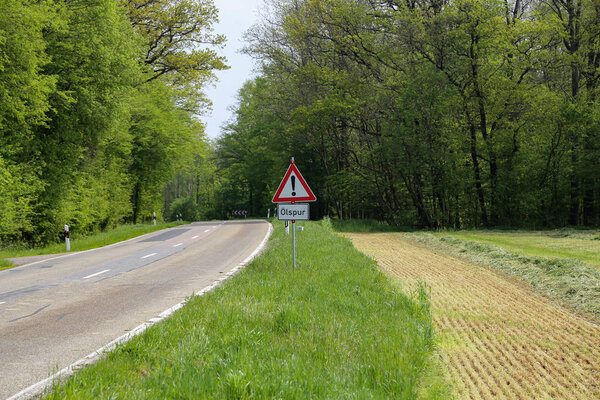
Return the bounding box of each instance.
[204,229,210,233]
[192,235,199,239]
[83,269,110,280]
[173,243,183,248]
[141,253,157,259]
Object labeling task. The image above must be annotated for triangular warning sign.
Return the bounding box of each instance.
[272,160,317,203]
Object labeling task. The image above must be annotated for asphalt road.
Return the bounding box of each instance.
[0,220,270,399]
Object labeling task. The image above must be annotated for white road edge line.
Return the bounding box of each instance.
[191,235,199,239]
[7,221,273,400]
[141,253,157,259]
[83,269,110,280]
[172,243,183,248]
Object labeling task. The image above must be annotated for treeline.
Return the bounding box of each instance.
[215,0,600,228]
[0,0,225,244]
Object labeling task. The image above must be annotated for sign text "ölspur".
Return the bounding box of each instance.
[278,204,310,221]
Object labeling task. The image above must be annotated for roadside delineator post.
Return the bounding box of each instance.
[64,225,70,252]
[272,157,317,269]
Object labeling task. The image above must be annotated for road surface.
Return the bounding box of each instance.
[0,220,270,399]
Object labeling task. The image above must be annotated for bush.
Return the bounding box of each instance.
[168,197,199,221]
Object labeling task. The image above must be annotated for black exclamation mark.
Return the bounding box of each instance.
[291,175,296,196]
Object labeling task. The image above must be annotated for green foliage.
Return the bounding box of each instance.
[167,197,199,222]
[0,0,56,140]
[0,157,43,240]
[44,221,450,399]
[0,0,224,245]
[128,80,204,223]
[214,0,600,229]
[123,0,229,111]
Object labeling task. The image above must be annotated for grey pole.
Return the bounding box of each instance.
[292,220,296,270]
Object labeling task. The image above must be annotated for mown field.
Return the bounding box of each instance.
[42,220,449,399]
[344,228,600,400]
[440,230,600,269]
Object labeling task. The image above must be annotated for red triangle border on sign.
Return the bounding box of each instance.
[272,162,317,203]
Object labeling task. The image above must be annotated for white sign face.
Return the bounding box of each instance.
[278,204,310,221]
[278,171,311,199]
[272,161,316,203]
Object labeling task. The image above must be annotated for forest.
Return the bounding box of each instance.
[216,0,600,228]
[1,0,600,247]
[0,0,226,244]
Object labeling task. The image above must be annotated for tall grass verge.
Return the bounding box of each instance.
[44,221,449,399]
[331,218,415,233]
[408,233,600,320]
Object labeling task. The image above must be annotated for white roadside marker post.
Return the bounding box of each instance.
[64,224,70,252]
[153,211,156,226]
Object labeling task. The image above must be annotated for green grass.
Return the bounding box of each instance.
[44,220,450,399]
[0,259,14,270]
[0,222,184,263]
[407,231,600,320]
[441,230,600,268]
[331,218,415,233]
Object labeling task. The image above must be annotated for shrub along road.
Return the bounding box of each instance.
[0,220,270,399]
[346,233,600,400]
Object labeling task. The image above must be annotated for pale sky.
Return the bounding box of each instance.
[202,0,264,139]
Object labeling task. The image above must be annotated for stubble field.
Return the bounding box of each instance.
[346,233,600,399]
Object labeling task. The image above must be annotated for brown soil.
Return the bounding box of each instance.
[345,233,600,400]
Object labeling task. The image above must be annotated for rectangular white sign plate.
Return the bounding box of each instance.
[278,204,310,221]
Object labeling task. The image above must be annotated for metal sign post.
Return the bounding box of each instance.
[292,218,296,270]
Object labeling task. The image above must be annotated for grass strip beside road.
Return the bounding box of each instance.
[0,222,184,268]
[44,220,449,399]
[0,259,13,270]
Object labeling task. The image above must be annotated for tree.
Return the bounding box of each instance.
[122,0,229,111]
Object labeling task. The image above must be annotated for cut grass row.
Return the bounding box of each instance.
[0,222,184,270]
[442,230,600,268]
[44,220,449,399]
